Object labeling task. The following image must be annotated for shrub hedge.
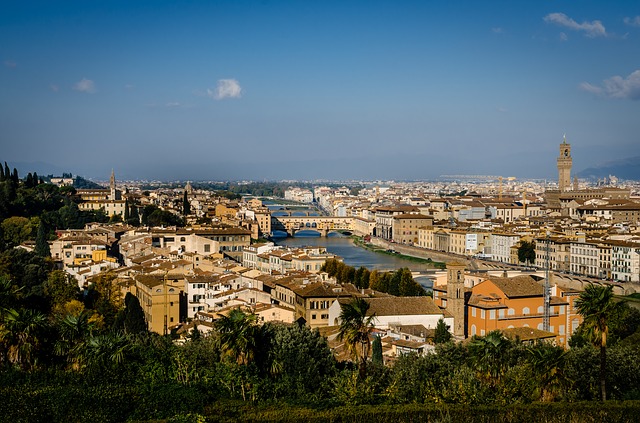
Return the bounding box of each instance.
[2,384,640,422]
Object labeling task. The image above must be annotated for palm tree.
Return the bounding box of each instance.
[0,277,22,315]
[215,308,260,365]
[527,344,569,402]
[84,332,132,371]
[0,308,47,370]
[468,330,511,387]
[574,283,621,401]
[338,297,376,379]
[54,311,95,371]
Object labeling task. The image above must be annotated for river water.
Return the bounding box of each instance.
[274,233,435,289]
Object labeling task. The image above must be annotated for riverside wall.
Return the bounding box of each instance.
[367,237,640,295]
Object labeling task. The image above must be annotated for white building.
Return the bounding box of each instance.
[611,241,640,282]
[328,296,453,333]
[491,233,521,264]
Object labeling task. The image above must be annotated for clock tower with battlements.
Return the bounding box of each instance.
[557,135,572,192]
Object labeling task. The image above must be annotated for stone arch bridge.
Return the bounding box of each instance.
[271,215,354,237]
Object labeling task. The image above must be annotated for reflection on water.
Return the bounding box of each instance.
[275,233,435,273]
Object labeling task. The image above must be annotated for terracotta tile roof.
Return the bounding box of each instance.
[292,281,359,298]
[486,276,543,298]
[366,296,443,317]
[501,327,556,342]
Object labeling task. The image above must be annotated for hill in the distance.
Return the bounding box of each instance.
[578,156,640,181]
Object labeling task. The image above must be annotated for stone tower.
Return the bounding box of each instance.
[557,135,572,192]
[446,261,466,337]
[109,169,116,200]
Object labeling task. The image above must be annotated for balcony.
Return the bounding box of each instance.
[498,312,559,321]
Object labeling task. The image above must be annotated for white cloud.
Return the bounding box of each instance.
[4,60,16,68]
[491,27,503,34]
[559,32,568,41]
[580,70,640,100]
[208,79,242,100]
[73,78,96,94]
[624,16,640,27]
[543,12,606,38]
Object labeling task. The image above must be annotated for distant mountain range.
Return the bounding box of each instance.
[578,156,640,181]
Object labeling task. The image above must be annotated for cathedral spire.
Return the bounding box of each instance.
[110,169,116,191]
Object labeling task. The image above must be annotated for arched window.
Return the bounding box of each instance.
[471,325,476,336]
[508,308,515,316]
[522,307,530,315]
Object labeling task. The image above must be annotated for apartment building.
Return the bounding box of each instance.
[492,233,521,263]
[466,276,581,347]
[611,241,640,282]
[392,213,433,245]
[374,205,419,240]
[134,274,186,335]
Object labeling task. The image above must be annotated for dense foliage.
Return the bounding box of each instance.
[0,162,111,249]
[321,258,426,296]
[517,240,536,265]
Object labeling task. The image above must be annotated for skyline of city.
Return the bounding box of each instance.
[2,1,640,180]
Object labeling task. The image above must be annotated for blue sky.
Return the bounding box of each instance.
[1,1,639,181]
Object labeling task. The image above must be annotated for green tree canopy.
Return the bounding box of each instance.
[575,283,622,401]
[434,317,452,344]
[114,293,147,335]
[517,240,536,265]
[338,297,375,379]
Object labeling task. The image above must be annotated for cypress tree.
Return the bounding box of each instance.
[33,172,39,186]
[434,318,452,344]
[372,335,383,366]
[0,163,4,181]
[26,173,33,188]
[11,168,19,185]
[35,220,50,257]
[129,205,140,226]
[123,292,147,334]
[4,163,9,181]
[183,190,190,216]
[124,198,130,221]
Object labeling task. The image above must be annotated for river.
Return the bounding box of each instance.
[274,233,435,289]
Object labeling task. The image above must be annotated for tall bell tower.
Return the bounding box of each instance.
[446,261,466,338]
[557,135,572,192]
